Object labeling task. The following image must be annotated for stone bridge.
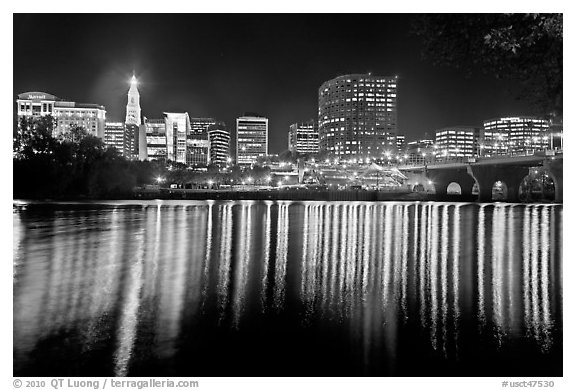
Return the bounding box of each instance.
[398,153,563,202]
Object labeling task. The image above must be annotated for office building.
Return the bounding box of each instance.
[16,91,106,138]
[104,122,125,154]
[318,74,398,159]
[187,136,210,166]
[165,112,191,164]
[482,117,550,156]
[143,117,167,163]
[208,123,231,165]
[288,120,319,154]
[405,138,434,164]
[190,117,217,136]
[236,114,268,166]
[435,126,479,158]
[396,134,406,151]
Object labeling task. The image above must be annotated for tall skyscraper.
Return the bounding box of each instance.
[208,123,231,165]
[318,74,398,159]
[123,75,143,159]
[482,117,550,157]
[236,114,268,166]
[288,120,319,154]
[16,92,106,138]
[125,75,141,126]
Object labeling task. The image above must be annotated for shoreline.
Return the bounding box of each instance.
[13,189,560,204]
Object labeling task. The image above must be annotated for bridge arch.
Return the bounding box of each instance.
[491,180,508,201]
[425,167,477,200]
[447,182,462,195]
[519,168,557,202]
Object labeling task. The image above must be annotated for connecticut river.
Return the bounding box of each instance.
[13,200,562,376]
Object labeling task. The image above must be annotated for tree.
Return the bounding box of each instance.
[412,14,562,115]
[59,125,90,144]
[13,116,57,160]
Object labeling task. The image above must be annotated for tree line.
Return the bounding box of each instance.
[14,116,164,199]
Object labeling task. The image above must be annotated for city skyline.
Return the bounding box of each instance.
[13,14,542,155]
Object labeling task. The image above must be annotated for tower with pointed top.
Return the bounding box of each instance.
[125,74,141,126]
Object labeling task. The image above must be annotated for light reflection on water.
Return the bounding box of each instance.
[13,201,562,376]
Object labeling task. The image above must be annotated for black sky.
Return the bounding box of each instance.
[13,14,534,154]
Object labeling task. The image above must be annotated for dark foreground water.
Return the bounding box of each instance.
[13,201,562,377]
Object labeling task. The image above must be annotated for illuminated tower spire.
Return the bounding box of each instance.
[125,73,141,126]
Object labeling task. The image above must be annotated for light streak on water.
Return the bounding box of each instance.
[477,205,487,327]
[452,204,461,358]
[217,205,233,323]
[440,205,449,356]
[274,203,289,311]
[232,204,253,328]
[113,225,145,377]
[261,203,271,311]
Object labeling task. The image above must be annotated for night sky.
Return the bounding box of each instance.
[13,14,535,154]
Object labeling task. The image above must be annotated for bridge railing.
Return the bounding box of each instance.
[397,150,562,169]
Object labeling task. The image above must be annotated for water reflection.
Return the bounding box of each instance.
[13,201,562,376]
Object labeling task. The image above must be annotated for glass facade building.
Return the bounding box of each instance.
[144,118,168,163]
[318,74,398,159]
[164,112,191,164]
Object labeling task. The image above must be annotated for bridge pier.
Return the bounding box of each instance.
[467,165,530,202]
[544,158,563,202]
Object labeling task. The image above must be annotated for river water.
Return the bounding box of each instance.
[13,200,562,377]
